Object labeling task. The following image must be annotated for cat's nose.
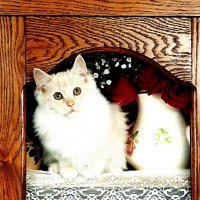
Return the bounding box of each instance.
[67,100,75,107]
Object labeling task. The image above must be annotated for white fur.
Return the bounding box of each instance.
[33,56,128,178]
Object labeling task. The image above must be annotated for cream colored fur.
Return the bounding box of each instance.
[33,55,128,178]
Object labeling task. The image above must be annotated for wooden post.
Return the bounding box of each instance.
[191,18,200,200]
[0,17,26,200]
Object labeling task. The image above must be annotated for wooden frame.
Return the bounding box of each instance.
[0,0,200,16]
[191,18,200,199]
[0,1,199,200]
[0,17,26,200]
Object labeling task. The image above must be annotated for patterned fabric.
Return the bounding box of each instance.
[27,169,191,200]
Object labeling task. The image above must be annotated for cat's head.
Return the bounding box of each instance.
[33,55,96,116]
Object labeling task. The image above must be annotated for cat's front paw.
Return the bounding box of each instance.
[59,166,78,179]
[48,162,59,174]
[81,168,101,179]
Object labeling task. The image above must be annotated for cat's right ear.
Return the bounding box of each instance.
[71,55,88,78]
[33,68,52,89]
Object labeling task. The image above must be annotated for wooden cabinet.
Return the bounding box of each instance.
[0,1,200,199]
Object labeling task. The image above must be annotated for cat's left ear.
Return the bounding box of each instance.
[71,55,88,78]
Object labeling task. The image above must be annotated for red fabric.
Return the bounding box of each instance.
[131,65,191,112]
[110,76,138,106]
[132,65,165,93]
[108,65,191,111]
[161,83,191,110]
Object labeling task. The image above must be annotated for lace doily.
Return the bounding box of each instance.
[27,169,191,200]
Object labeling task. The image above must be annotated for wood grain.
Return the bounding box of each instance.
[0,0,200,16]
[26,17,191,83]
[191,18,200,200]
[0,17,25,200]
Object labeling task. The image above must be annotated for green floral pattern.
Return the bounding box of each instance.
[153,128,173,145]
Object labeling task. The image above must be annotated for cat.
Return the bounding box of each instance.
[33,55,128,179]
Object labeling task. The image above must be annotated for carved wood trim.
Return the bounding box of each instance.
[26,17,191,83]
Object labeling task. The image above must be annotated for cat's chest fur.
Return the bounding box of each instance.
[35,100,112,158]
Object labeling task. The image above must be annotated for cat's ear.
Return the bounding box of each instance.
[33,68,52,89]
[71,55,88,78]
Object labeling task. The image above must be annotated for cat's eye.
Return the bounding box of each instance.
[73,87,81,96]
[53,92,63,100]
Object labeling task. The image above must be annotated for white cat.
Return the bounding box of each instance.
[33,55,128,178]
